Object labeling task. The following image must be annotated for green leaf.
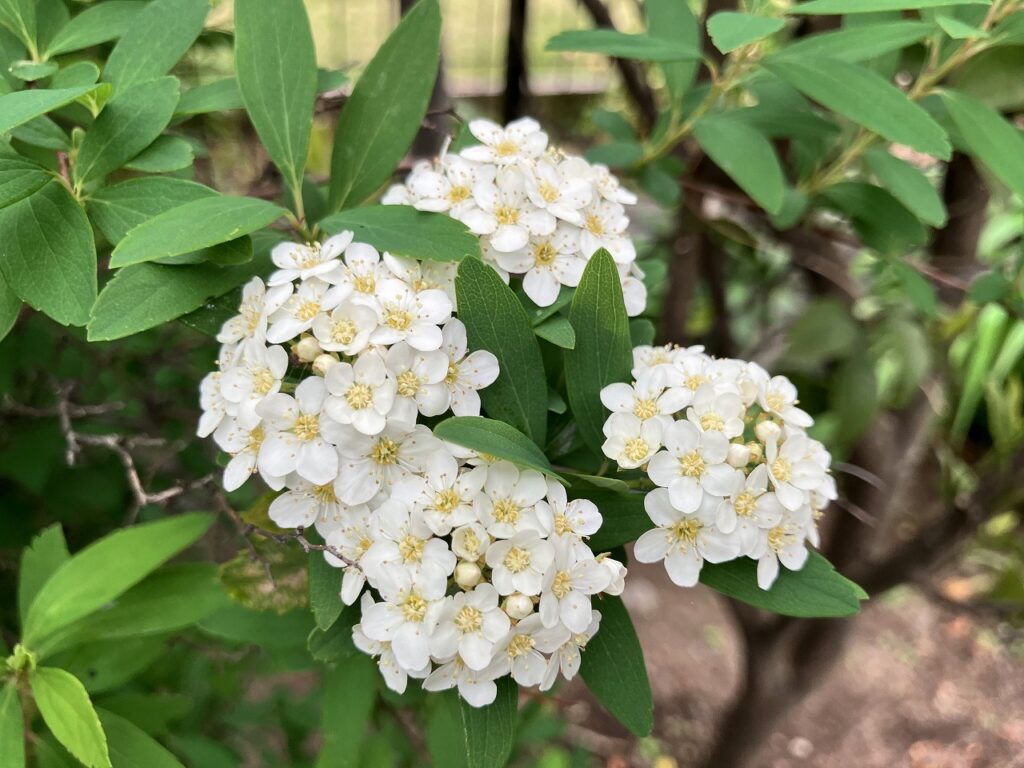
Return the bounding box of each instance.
[533,315,575,349]
[0,86,95,134]
[821,182,926,253]
[307,607,360,662]
[455,257,548,443]
[18,524,69,627]
[22,513,214,648]
[968,271,1012,304]
[124,136,194,174]
[10,115,69,150]
[433,416,564,483]
[864,147,947,226]
[73,76,179,187]
[765,56,950,159]
[694,114,786,213]
[30,667,110,768]
[318,654,377,768]
[426,694,468,768]
[98,710,183,768]
[791,0,988,12]
[0,273,18,341]
[707,12,785,54]
[780,297,858,369]
[319,205,480,262]
[309,551,343,631]
[198,602,314,648]
[700,551,867,617]
[44,1,143,57]
[9,59,57,81]
[234,0,316,195]
[329,0,441,210]
[0,0,35,51]
[459,677,517,768]
[585,140,642,167]
[952,303,1008,443]
[0,683,25,768]
[546,29,700,61]
[52,637,166,697]
[0,180,96,326]
[174,78,244,116]
[629,317,656,347]
[890,260,938,316]
[87,177,217,245]
[103,0,208,91]
[0,153,51,209]
[783,21,934,63]
[573,489,649,552]
[935,14,988,39]
[109,196,286,268]
[563,250,632,455]
[941,89,1024,199]
[579,595,652,737]
[645,0,700,109]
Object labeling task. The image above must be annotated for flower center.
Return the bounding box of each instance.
[252,367,276,395]
[353,274,375,294]
[242,301,261,333]
[507,633,536,657]
[685,374,707,391]
[492,497,520,525]
[444,361,460,385]
[371,437,399,465]
[356,536,373,557]
[771,457,792,484]
[539,181,560,203]
[434,488,460,514]
[385,308,413,331]
[766,392,786,412]
[672,518,702,545]
[345,383,374,410]
[679,450,705,478]
[552,570,573,599]
[295,300,321,322]
[700,412,725,432]
[533,242,557,267]
[293,413,320,441]
[460,529,480,555]
[624,437,649,463]
[553,513,571,536]
[244,425,265,453]
[399,534,424,564]
[584,213,604,235]
[495,139,518,157]
[495,205,520,226]
[448,184,471,203]
[313,483,337,504]
[455,605,483,633]
[332,319,358,345]
[503,546,531,573]
[402,593,427,623]
[397,370,421,398]
[633,399,658,420]
[768,525,794,552]
[734,491,757,518]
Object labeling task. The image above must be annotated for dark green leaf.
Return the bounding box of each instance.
[318,654,377,768]
[782,21,934,62]
[30,667,110,768]
[460,677,517,768]
[103,0,208,90]
[426,694,468,768]
[309,551,343,631]
[0,683,24,768]
[97,709,183,768]
[0,273,18,340]
[791,0,987,12]
[707,12,785,54]
[123,136,194,173]
[546,29,700,61]
[9,59,57,81]
[0,86,95,134]
[968,271,1012,304]
[864,147,947,226]
[198,602,314,648]
[87,177,217,245]
[574,489,649,552]
[820,182,926,253]
[941,89,1024,198]
[580,595,652,737]
[51,637,165,696]
[44,1,142,57]
[10,115,69,149]
[890,260,938,316]
[0,153,51,209]
[18,524,69,627]
[319,205,480,262]
[307,607,360,661]
[329,0,441,210]
[534,315,575,349]
[694,114,786,213]
[434,416,564,482]
[831,349,878,447]
[629,317,656,346]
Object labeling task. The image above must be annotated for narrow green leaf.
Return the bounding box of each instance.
[124,136,194,174]
[864,147,947,226]
[460,677,517,768]
[44,1,143,57]
[73,76,180,186]
[0,273,19,341]
[941,89,1024,199]
[700,551,867,617]
[694,114,786,213]
[455,257,547,444]
[318,654,377,768]
[309,551,343,631]
[97,710,183,768]
[23,513,214,648]
[533,315,576,349]
[546,29,701,61]
[319,205,480,262]
[234,0,316,195]
[564,250,632,455]
[87,177,217,245]
[18,524,69,627]
[820,182,926,253]
[433,416,565,483]
[30,667,110,768]
[707,12,785,54]
[0,153,51,209]
[952,303,1008,443]
[103,0,208,90]
[174,78,243,116]
[579,595,652,737]
[0,180,96,326]
[0,86,95,134]
[329,0,441,210]
[782,21,935,63]
[791,0,988,13]
[0,0,35,51]
[765,56,951,159]
[935,14,988,39]
[645,0,700,109]
[108,195,286,268]
[0,683,25,768]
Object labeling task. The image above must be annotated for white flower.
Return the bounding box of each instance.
[465,167,556,253]
[219,341,289,427]
[619,262,648,318]
[765,432,827,511]
[266,278,347,344]
[429,583,510,670]
[752,509,812,590]
[268,231,352,286]
[217,277,291,346]
[335,422,442,505]
[494,225,586,307]
[600,370,687,428]
[452,522,490,562]
[540,480,602,540]
[486,531,554,596]
[522,156,593,224]
[647,420,735,514]
[255,377,338,485]
[213,419,284,492]
[360,564,445,672]
[268,476,352,536]
[423,656,503,708]
[686,384,745,439]
[408,153,495,219]
[324,505,377,605]
[601,412,663,469]
[477,461,549,538]
[439,319,499,416]
[578,199,635,264]
[361,499,456,592]
[384,342,450,421]
[539,538,610,633]
[599,555,627,595]
[759,375,813,428]
[491,613,569,687]
[197,369,229,438]
[310,298,378,355]
[461,117,548,166]
[633,489,740,587]
[333,241,390,302]
[540,609,600,691]
[354,594,430,692]
[590,162,638,205]
[370,278,452,351]
[392,454,487,536]
[716,463,784,546]
[324,351,396,436]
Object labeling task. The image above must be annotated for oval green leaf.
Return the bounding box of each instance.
[694,114,786,213]
[941,88,1024,199]
[30,667,110,768]
[102,0,208,90]
[433,416,565,483]
[319,204,480,262]
[44,1,142,57]
[0,86,95,134]
[98,709,184,768]
[707,12,785,54]
[460,677,517,768]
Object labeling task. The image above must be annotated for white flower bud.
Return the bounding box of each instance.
[294,335,320,363]
[454,561,482,589]
[755,419,781,443]
[503,593,533,620]
[727,443,750,468]
[746,441,763,463]
[312,353,338,376]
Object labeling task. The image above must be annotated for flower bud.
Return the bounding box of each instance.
[755,420,781,443]
[726,442,750,468]
[295,335,321,363]
[746,441,763,463]
[454,561,482,590]
[503,593,533,620]
[312,353,338,376]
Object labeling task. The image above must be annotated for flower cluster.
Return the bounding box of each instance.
[198,230,625,707]
[383,117,646,315]
[600,344,835,590]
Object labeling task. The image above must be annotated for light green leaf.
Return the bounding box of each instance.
[782,21,935,62]
[0,153,51,209]
[234,0,316,195]
[433,416,565,482]
[694,114,786,213]
[585,140,642,167]
[892,258,938,319]
[546,29,700,61]
[18,524,69,627]
[73,76,179,186]
[941,89,1024,198]
[0,86,95,134]
[564,249,632,455]
[108,195,286,268]
[864,147,947,226]
[50,61,100,89]
[534,315,575,349]
[579,595,652,737]
[22,513,214,648]
[460,677,517,768]
[952,303,1008,443]
[30,667,110,768]
[0,273,18,341]
[791,0,988,12]
[936,14,988,39]
[645,0,700,109]
[124,136,194,173]
[98,710,183,768]
[765,56,950,159]
[44,1,142,57]
[329,0,441,210]
[701,552,867,617]
[319,205,480,262]
[1,683,25,768]
[455,257,547,444]
[103,0,208,90]
[87,177,217,245]
[0,180,96,326]
[707,12,785,54]
[318,654,377,768]
[0,0,35,51]
[9,59,57,81]
[309,551,343,631]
